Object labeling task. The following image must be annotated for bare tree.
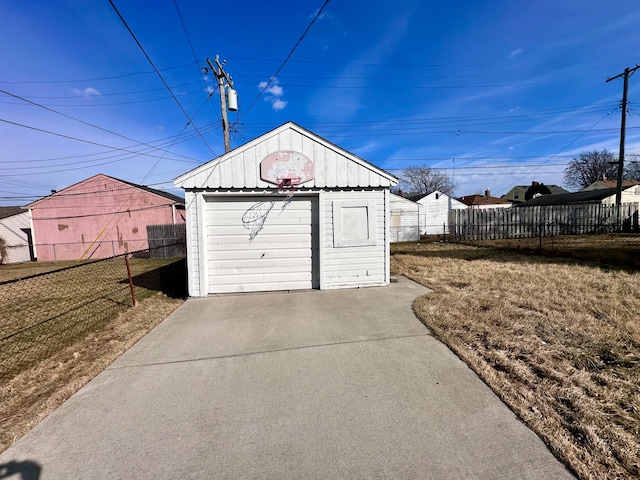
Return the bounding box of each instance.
[401,165,455,195]
[625,154,640,181]
[563,150,618,191]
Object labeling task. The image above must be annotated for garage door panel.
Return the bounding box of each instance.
[208,248,312,261]
[208,212,311,227]
[213,280,311,294]
[207,234,311,246]
[211,261,312,276]
[207,199,309,211]
[212,272,311,286]
[207,224,311,235]
[206,196,318,293]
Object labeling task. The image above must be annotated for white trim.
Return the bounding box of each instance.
[318,191,325,290]
[28,208,37,261]
[384,189,390,284]
[196,192,208,296]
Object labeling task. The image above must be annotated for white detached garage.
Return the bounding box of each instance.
[173,122,398,296]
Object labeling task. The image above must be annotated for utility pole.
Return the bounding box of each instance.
[206,55,237,153]
[606,65,640,205]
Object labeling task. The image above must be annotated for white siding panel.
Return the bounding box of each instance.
[185,191,200,297]
[243,149,257,188]
[313,140,326,188]
[325,148,337,187]
[206,196,318,293]
[322,190,388,289]
[336,154,349,187]
[255,139,270,188]
[389,194,420,242]
[0,211,32,263]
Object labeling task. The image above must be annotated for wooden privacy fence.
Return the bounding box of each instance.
[449,203,639,241]
[147,224,186,258]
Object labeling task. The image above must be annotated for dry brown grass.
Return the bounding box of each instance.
[0,293,183,453]
[0,260,83,283]
[391,242,640,480]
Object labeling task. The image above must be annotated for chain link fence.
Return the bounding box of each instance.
[0,242,186,383]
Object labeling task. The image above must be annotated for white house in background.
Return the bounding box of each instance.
[389,193,420,242]
[406,191,468,235]
[0,206,35,263]
[173,122,398,296]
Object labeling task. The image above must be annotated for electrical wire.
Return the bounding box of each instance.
[239,0,331,119]
[0,88,203,163]
[108,0,217,156]
[498,110,616,193]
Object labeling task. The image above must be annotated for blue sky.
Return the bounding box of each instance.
[1,0,639,205]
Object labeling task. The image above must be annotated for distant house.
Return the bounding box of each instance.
[389,193,420,242]
[0,206,34,263]
[583,179,640,191]
[406,191,467,235]
[503,181,568,203]
[27,174,185,262]
[457,190,512,209]
[517,185,640,207]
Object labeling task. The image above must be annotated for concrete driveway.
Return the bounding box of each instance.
[0,277,574,479]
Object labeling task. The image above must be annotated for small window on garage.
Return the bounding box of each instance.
[333,200,377,247]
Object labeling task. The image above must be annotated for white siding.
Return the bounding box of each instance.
[205,196,318,293]
[389,194,420,242]
[322,191,387,289]
[0,211,32,263]
[175,123,395,190]
[418,192,468,235]
[185,191,200,297]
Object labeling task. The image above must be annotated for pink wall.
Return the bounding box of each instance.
[30,175,185,262]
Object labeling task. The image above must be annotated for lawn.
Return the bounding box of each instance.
[0,255,187,452]
[391,241,640,480]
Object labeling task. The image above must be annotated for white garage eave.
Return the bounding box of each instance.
[173,121,397,190]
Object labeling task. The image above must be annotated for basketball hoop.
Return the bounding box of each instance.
[276,176,301,205]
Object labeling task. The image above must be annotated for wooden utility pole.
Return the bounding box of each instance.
[206,55,234,153]
[606,65,640,205]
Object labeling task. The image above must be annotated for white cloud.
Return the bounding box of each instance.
[258,77,288,111]
[73,87,101,96]
[309,8,332,20]
[508,48,523,59]
[206,85,215,94]
[271,99,288,111]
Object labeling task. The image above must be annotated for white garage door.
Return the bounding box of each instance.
[206,196,318,293]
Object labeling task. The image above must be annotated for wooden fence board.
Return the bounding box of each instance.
[449,203,639,240]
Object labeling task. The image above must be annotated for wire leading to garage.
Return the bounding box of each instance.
[108,0,217,157]
[238,0,331,120]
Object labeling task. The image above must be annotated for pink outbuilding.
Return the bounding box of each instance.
[27,174,185,262]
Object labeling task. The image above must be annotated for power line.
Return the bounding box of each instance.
[6,81,202,99]
[498,110,616,193]
[0,88,203,163]
[0,62,197,85]
[0,117,205,165]
[239,0,331,119]
[172,0,220,122]
[108,0,217,156]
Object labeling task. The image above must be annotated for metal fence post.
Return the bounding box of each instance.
[53,244,57,265]
[125,255,137,307]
